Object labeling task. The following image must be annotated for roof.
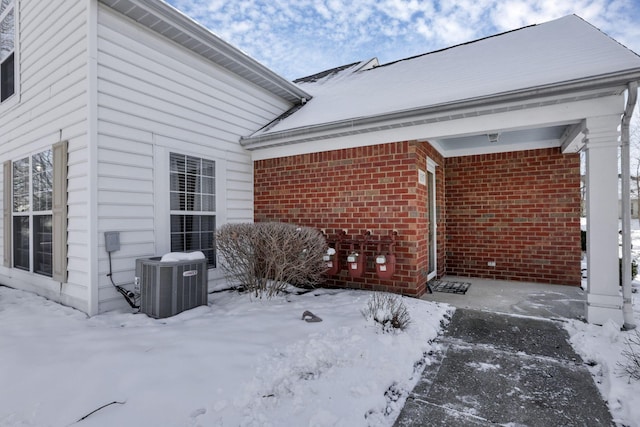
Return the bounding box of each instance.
[242,15,640,147]
[99,0,310,105]
[292,60,378,84]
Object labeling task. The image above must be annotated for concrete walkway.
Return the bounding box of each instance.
[394,308,613,426]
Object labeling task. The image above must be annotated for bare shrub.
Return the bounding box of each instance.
[618,330,640,381]
[216,222,327,298]
[361,292,411,333]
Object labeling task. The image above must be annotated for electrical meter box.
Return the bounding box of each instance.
[135,256,208,318]
[104,231,120,252]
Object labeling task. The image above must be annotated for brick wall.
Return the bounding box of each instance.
[445,148,582,285]
[254,141,439,295]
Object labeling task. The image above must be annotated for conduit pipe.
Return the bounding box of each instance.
[621,80,638,331]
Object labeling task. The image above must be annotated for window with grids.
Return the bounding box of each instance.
[12,149,53,276]
[169,153,216,267]
[0,0,15,102]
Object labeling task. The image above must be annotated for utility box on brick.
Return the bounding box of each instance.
[136,256,208,319]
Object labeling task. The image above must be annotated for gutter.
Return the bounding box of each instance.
[621,80,638,331]
[240,69,640,149]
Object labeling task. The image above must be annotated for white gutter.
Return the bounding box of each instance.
[621,80,638,331]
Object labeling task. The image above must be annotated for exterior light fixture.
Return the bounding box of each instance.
[487,133,500,143]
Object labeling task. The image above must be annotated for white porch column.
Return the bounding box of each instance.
[585,114,623,325]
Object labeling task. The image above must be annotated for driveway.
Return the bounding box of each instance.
[394,308,613,426]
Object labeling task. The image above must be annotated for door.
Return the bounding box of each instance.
[427,158,437,281]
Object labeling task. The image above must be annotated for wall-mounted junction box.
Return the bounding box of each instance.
[104,231,121,252]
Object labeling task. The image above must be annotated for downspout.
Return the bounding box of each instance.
[621,80,638,331]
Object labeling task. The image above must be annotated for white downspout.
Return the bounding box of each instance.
[621,81,638,331]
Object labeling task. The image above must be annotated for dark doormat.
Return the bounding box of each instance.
[428,279,471,294]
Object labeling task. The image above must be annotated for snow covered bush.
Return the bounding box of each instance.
[216,222,327,298]
[361,292,411,333]
[619,330,640,381]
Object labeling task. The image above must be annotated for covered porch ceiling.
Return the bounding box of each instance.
[429,122,584,158]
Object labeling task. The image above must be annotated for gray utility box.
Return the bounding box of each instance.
[136,256,208,319]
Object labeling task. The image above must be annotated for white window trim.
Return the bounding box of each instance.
[426,157,438,281]
[10,148,54,277]
[154,145,226,277]
[0,0,19,108]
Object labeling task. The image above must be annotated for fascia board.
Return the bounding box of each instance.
[249,94,625,160]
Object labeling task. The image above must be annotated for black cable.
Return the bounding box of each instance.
[107,251,139,309]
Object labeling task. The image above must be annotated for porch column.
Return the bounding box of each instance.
[584,114,623,325]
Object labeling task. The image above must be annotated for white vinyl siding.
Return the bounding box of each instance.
[0,0,88,312]
[95,5,292,312]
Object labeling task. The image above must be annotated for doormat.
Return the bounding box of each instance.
[428,279,471,295]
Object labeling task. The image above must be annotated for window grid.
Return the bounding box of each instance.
[169,153,216,268]
[12,149,53,277]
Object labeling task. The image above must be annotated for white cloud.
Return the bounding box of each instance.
[164,0,640,80]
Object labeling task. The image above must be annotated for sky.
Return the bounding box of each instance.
[165,0,640,81]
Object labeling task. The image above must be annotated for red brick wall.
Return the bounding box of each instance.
[445,148,581,285]
[254,141,436,295]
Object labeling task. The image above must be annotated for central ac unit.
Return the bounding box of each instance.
[135,256,208,319]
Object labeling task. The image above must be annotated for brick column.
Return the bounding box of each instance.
[584,114,623,325]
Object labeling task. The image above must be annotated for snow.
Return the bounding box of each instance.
[6,219,640,425]
[565,310,640,426]
[465,362,501,372]
[566,218,640,427]
[160,251,205,262]
[0,287,450,426]
[254,15,640,137]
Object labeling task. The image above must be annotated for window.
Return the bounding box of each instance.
[169,153,216,267]
[12,149,53,276]
[0,0,15,102]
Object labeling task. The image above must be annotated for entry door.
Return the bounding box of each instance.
[427,159,437,280]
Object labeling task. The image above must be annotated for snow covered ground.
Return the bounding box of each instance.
[569,218,640,426]
[4,220,640,426]
[566,309,640,427]
[0,287,450,427]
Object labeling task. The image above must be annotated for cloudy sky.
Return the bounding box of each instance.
[165,0,640,80]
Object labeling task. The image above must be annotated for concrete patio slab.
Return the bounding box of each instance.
[422,276,585,321]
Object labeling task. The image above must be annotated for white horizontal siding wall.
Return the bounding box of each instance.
[96,5,292,312]
[0,0,89,312]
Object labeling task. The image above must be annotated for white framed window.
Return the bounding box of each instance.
[0,0,15,102]
[3,142,66,280]
[169,152,216,268]
[12,149,53,276]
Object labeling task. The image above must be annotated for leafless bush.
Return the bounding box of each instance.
[216,222,327,298]
[361,292,411,333]
[618,329,640,381]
